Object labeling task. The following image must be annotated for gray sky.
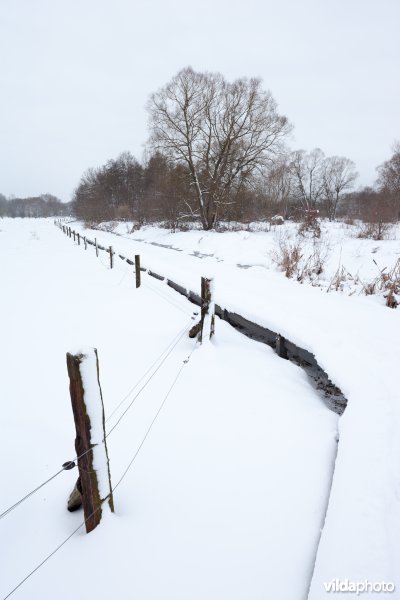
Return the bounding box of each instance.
[1,0,399,201]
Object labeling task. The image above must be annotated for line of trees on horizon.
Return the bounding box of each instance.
[2,68,399,229]
[0,193,71,218]
[71,68,400,230]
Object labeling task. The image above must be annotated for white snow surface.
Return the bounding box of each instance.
[1,218,338,600]
[74,219,400,597]
[0,217,399,599]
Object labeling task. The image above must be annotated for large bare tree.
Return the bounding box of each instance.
[289,148,326,211]
[147,67,291,230]
[321,156,358,220]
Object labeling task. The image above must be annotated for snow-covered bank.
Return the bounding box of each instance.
[0,219,337,599]
[69,219,400,597]
[97,219,400,307]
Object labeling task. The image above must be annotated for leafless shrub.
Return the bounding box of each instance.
[357,221,391,241]
[98,221,118,233]
[271,238,303,278]
[342,216,355,226]
[327,265,359,292]
[361,258,400,308]
[297,240,329,284]
[298,210,321,238]
[271,235,329,283]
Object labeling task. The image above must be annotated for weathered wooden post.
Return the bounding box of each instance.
[69,227,72,238]
[276,334,288,359]
[189,276,215,342]
[66,348,114,533]
[95,237,99,257]
[77,233,80,246]
[73,230,76,242]
[135,255,141,288]
[84,236,87,250]
[109,246,114,269]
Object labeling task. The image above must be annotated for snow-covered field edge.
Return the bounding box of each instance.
[62,218,400,597]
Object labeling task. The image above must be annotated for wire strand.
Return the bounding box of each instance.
[0,321,192,523]
[105,322,192,438]
[2,347,195,600]
[0,470,64,521]
[143,280,194,317]
[105,320,192,423]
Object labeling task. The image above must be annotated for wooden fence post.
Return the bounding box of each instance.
[95,238,98,257]
[189,276,215,342]
[66,348,114,533]
[73,230,76,242]
[77,233,80,246]
[84,236,87,250]
[276,334,288,359]
[109,246,114,269]
[135,255,141,288]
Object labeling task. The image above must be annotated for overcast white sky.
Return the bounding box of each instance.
[0,0,399,201]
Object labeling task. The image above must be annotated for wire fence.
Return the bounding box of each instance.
[2,343,196,600]
[0,318,193,523]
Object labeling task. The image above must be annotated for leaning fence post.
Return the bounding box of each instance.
[135,255,141,288]
[109,246,114,269]
[189,276,215,342]
[95,237,98,257]
[66,348,114,533]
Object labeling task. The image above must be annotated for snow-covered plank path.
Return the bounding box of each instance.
[0,219,337,600]
[73,220,400,596]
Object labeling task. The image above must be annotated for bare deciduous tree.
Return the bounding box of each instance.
[376,141,400,221]
[147,67,291,230]
[289,148,325,212]
[321,156,358,220]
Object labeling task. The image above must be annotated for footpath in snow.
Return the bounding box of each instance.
[73,219,400,597]
[0,218,337,600]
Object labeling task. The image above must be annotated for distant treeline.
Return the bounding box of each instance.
[71,148,400,229]
[0,194,72,218]
[71,68,399,230]
[3,68,399,230]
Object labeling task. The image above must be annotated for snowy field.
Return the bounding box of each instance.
[98,219,400,307]
[1,217,399,599]
[1,218,337,600]
[72,218,400,597]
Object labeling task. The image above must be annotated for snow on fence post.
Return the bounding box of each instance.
[200,277,215,343]
[109,246,114,269]
[189,277,215,342]
[135,255,141,288]
[66,348,114,533]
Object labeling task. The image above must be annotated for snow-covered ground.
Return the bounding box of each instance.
[99,219,400,307]
[64,217,400,598]
[0,219,339,600]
